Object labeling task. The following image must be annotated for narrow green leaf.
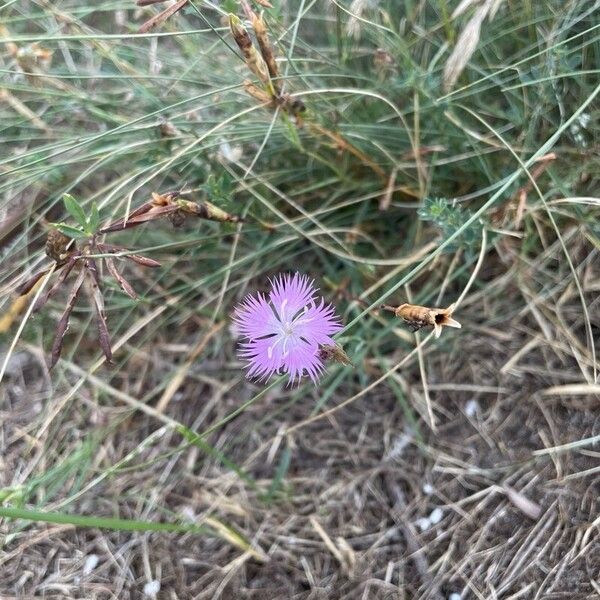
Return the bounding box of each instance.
[177,426,258,490]
[63,194,88,228]
[266,446,291,501]
[87,201,100,233]
[53,223,89,239]
[0,506,208,534]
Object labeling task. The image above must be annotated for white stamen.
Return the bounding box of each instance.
[280,298,288,320]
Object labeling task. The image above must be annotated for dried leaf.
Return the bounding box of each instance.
[203,516,267,562]
[16,269,51,296]
[33,256,78,313]
[379,167,398,211]
[100,204,177,232]
[105,257,138,300]
[86,259,113,364]
[126,254,162,268]
[50,267,85,369]
[138,0,188,33]
[98,245,161,268]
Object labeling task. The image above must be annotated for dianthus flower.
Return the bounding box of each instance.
[233,273,342,384]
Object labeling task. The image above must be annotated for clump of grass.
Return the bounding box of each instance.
[0,1,599,597]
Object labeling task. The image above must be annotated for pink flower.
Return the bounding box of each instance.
[233,273,342,385]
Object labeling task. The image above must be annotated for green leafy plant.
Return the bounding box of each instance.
[53,194,100,239]
[418,197,485,253]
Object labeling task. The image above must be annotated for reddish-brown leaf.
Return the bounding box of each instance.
[99,201,156,233]
[105,257,138,300]
[16,269,51,296]
[96,244,162,268]
[49,267,86,369]
[33,256,79,312]
[126,254,161,268]
[100,204,179,232]
[85,259,113,364]
[138,0,188,33]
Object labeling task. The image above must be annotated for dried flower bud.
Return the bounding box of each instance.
[158,118,178,138]
[243,79,274,105]
[318,343,353,366]
[175,198,243,223]
[374,48,395,72]
[394,303,461,338]
[46,229,72,263]
[251,13,279,88]
[229,14,271,89]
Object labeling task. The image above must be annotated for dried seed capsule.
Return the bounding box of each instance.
[45,229,72,263]
[176,198,243,223]
[251,13,279,89]
[243,79,274,105]
[394,303,461,338]
[318,343,353,366]
[229,14,271,89]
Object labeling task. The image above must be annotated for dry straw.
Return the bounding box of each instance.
[443,0,505,91]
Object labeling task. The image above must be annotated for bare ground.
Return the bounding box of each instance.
[1,236,599,599]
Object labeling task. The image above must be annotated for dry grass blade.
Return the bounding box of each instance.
[2,2,598,598]
[203,516,268,563]
[443,4,488,92]
[443,0,506,92]
[502,485,542,520]
[542,383,600,396]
